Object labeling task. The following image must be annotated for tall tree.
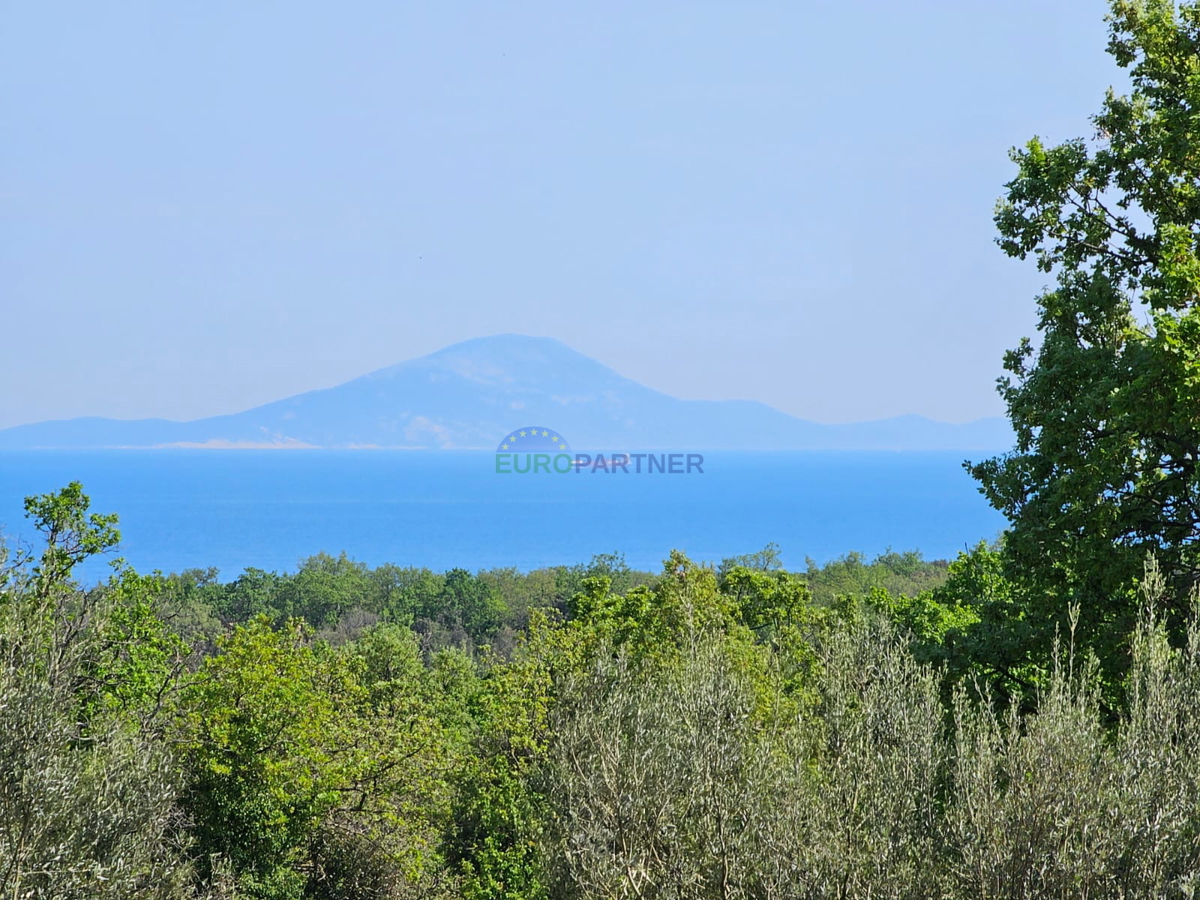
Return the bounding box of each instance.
[970,0,1200,671]
[0,484,198,899]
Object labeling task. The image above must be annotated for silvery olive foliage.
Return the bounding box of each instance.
[0,541,200,899]
[544,573,1200,900]
[544,618,945,900]
[948,563,1200,899]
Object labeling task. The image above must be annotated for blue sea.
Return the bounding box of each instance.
[0,451,1007,583]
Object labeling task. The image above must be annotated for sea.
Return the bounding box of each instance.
[0,450,1008,583]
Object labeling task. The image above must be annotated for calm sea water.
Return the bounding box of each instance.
[0,451,1007,582]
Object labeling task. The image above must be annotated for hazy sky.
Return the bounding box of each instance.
[2,2,1119,429]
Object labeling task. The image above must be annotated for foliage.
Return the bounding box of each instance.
[718,541,784,575]
[181,617,464,899]
[22,480,121,595]
[803,548,950,605]
[0,485,198,899]
[444,617,556,900]
[544,616,946,900]
[970,0,1200,682]
[9,472,1200,899]
[945,564,1200,898]
[181,618,344,899]
[545,572,1200,900]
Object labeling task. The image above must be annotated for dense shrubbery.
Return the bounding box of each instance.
[3,482,1199,899]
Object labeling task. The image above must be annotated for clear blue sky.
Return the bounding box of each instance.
[1,1,1118,429]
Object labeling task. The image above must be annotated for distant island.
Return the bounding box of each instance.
[0,334,1012,451]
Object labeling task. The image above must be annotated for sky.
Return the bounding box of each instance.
[1,1,1121,429]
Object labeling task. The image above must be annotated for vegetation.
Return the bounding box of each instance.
[2,479,1199,899]
[970,0,1200,693]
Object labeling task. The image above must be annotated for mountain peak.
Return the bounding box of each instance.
[428,333,575,355]
[422,333,600,367]
[0,335,1013,452]
[360,334,626,388]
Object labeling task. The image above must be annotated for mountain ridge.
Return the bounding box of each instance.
[0,334,1012,452]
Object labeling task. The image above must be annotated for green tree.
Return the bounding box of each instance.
[182,616,463,900]
[281,552,376,628]
[214,567,287,624]
[22,480,121,595]
[182,618,343,899]
[445,619,555,900]
[370,563,438,624]
[0,485,197,899]
[969,0,1200,678]
[719,541,784,576]
[428,569,506,642]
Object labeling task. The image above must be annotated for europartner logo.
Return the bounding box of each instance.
[494,426,705,475]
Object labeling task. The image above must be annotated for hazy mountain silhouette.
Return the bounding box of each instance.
[0,335,1012,451]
